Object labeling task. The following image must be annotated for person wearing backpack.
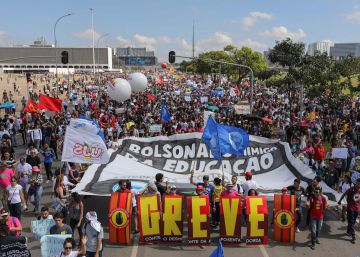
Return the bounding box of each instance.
[306,186,329,250]
[338,178,360,244]
[82,211,104,257]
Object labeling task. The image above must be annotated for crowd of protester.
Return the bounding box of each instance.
[0,70,359,255]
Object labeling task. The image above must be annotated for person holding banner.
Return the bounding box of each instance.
[287,178,305,232]
[55,236,87,257]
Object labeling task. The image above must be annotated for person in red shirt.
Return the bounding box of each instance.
[307,187,329,250]
[338,178,360,244]
[314,140,325,162]
[220,183,239,198]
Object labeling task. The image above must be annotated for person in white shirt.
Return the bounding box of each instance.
[5,177,25,220]
[17,158,32,209]
[55,237,87,257]
[30,124,42,149]
[241,171,258,197]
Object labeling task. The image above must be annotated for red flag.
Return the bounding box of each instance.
[24,99,40,113]
[38,94,62,112]
[235,86,241,96]
[147,93,155,102]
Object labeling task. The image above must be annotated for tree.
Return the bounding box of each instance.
[223,45,268,80]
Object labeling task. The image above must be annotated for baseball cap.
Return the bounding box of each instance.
[170,185,177,189]
[203,175,209,180]
[244,171,252,177]
[0,209,9,217]
[196,185,204,191]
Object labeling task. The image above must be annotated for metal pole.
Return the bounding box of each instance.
[54,13,73,94]
[90,8,96,78]
[96,33,110,85]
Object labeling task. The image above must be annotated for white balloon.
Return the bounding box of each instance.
[128,72,148,92]
[107,78,132,102]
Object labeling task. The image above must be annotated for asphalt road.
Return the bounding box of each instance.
[12,137,360,257]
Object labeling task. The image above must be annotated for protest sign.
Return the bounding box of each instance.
[184,95,191,102]
[109,192,132,244]
[31,218,55,240]
[138,194,161,244]
[40,234,71,257]
[161,195,184,243]
[246,196,268,245]
[331,148,348,159]
[149,124,162,133]
[200,96,208,103]
[234,104,250,115]
[219,196,242,245]
[187,196,211,246]
[273,194,296,243]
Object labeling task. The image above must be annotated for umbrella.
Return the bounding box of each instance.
[243,114,262,121]
[207,105,219,111]
[262,117,273,123]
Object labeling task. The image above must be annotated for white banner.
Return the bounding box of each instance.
[62,119,110,164]
[73,133,340,201]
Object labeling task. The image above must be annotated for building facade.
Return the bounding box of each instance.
[330,43,360,60]
[114,47,157,66]
[0,44,113,72]
[307,41,334,56]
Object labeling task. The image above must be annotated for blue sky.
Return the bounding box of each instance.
[0,0,359,60]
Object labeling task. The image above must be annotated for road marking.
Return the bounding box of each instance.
[259,245,270,257]
[130,236,139,257]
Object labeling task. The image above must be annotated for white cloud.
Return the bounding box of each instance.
[239,38,267,50]
[260,26,306,41]
[72,29,101,41]
[241,11,273,28]
[116,35,131,47]
[198,32,233,51]
[346,9,360,22]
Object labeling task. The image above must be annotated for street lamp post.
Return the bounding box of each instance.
[90,8,96,78]
[54,13,73,94]
[96,33,110,85]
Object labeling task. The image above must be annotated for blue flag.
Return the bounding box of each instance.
[201,115,221,160]
[217,123,249,156]
[209,241,224,257]
[80,115,106,142]
[161,101,170,123]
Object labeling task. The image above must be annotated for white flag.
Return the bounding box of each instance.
[230,87,236,97]
[61,119,110,164]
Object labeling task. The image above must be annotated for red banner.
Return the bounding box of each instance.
[137,194,161,244]
[108,192,132,244]
[245,196,268,245]
[160,195,183,243]
[219,196,242,245]
[273,194,296,243]
[186,196,211,246]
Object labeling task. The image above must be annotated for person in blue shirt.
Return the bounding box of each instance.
[42,143,54,182]
[190,171,215,225]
